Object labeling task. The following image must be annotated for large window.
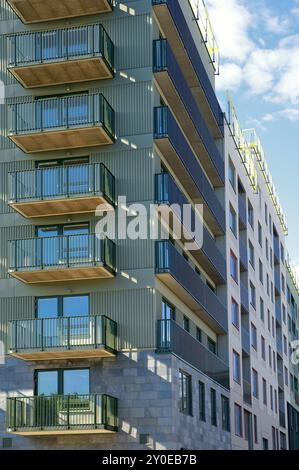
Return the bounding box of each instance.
[210,388,217,427]
[198,381,205,422]
[221,396,230,432]
[234,403,243,437]
[230,250,238,283]
[35,368,90,396]
[36,295,89,318]
[233,350,241,384]
[179,371,192,416]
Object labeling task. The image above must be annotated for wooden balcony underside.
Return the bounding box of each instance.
[9,126,113,154]
[9,57,113,89]
[8,0,112,24]
[10,196,113,219]
[10,266,114,284]
[9,427,116,436]
[10,347,115,361]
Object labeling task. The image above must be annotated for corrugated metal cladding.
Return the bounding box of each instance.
[0,159,35,214]
[0,296,35,352]
[0,224,35,279]
[91,147,154,203]
[0,96,32,150]
[0,35,16,86]
[0,287,156,352]
[90,287,156,350]
[0,0,16,21]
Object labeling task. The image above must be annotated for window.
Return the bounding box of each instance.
[252,369,259,398]
[35,368,90,396]
[258,222,262,247]
[280,432,287,450]
[231,298,239,329]
[270,385,273,410]
[269,345,272,368]
[265,238,269,260]
[251,323,257,350]
[179,371,192,415]
[283,335,287,355]
[198,381,205,422]
[183,316,190,333]
[221,396,230,432]
[261,336,266,361]
[274,389,278,414]
[196,327,202,343]
[254,415,258,444]
[269,215,272,234]
[281,274,285,294]
[262,438,269,450]
[265,203,268,226]
[229,158,236,191]
[210,388,217,427]
[284,367,289,387]
[230,250,238,283]
[259,259,263,285]
[260,297,264,322]
[262,378,267,406]
[248,200,254,229]
[270,247,273,268]
[234,404,243,437]
[280,243,284,263]
[162,299,175,321]
[266,273,269,296]
[249,241,255,268]
[282,304,286,324]
[233,350,241,384]
[272,427,277,450]
[249,282,256,309]
[268,309,271,332]
[208,338,217,355]
[229,204,237,236]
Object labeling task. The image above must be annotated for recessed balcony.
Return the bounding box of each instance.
[153,39,224,187]
[8,234,116,284]
[9,163,115,218]
[7,394,118,435]
[7,25,114,89]
[154,107,225,236]
[155,240,227,334]
[157,319,229,389]
[9,315,117,360]
[7,0,113,24]
[8,93,115,154]
[152,0,224,138]
[155,172,226,284]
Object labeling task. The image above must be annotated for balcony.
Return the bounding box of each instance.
[157,319,229,388]
[155,241,228,333]
[240,281,249,313]
[152,0,223,139]
[274,267,281,296]
[153,40,224,187]
[155,173,226,284]
[7,0,113,24]
[8,93,115,154]
[279,409,286,429]
[238,196,247,229]
[9,315,117,361]
[9,163,115,219]
[275,301,282,326]
[7,394,118,436]
[7,25,114,89]
[243,379,252,406]
[277,336,283,359]
[154,107,225,235]
[241,326,250,357]
[274,236,280,265]
[9,234,116,284]
[239,238,248,272]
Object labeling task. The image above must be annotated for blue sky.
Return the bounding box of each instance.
[206,0,299,269]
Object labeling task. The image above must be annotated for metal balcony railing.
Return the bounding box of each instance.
[8,93,115,140]
[7,24,114,73]
[9,163,116,207]
[9,234,116,274]
[9,315,117,355]
[154,107,225,233]
[7,394,118,434]
[157,319,229,389]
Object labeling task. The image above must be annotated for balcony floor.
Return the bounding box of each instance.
[9,126,114,154]
[10,346,116,361]
[10,196,114,219]
[8,427,116,436]
[9,57,113,89]
[8,0,113,24]
[154,71,221,187]
[9,265,114,284]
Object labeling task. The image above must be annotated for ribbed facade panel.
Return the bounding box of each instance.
[0,224,35,278]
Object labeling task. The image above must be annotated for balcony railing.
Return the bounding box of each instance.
[154,107,225,234]
[7,0,113,24]
[9,163,115,218]
[7,394,118,435]
[9,234,116,283]
[152,0,223,137]
[155,173,226,283]
[155,240,227,333]
[157,319,229,389]
[153,39,224,187]
[9,315,117,360]
[7,24,114,88]
[8,93,115,153]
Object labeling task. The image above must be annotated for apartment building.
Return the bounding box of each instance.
[285,262,299,450]
[0,0,231,450]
